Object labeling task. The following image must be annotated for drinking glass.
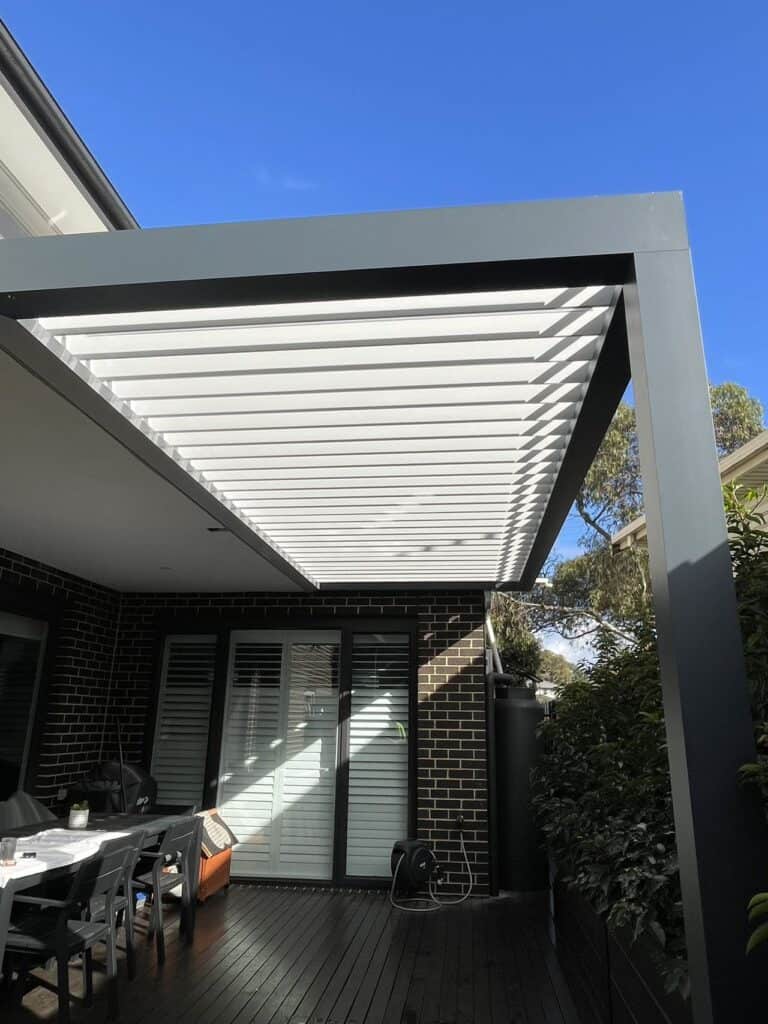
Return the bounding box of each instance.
[0,837,17,866]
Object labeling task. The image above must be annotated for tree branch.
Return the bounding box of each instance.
[630,546,649,600]
[506,595,638,645]
[574,495,612,542]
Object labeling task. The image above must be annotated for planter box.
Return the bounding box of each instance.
[198,847,232,903]
[67,808,90,829]
[553,880,692,1024]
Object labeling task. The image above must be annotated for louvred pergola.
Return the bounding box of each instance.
[34,285,618,588]
[0,192,764,1021]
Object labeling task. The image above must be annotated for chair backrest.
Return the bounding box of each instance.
[115,829,147,888]
[157,817,198,865]
[66,836,133,904]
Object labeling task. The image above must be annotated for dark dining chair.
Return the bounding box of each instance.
[131,816,200,964]
[88,829,147,980]
[3,836,132,1023]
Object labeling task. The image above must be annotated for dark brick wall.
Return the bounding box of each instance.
[0,548,490,891]
[0,547,120,805]
[115,590,489,892]
[416,595,488,892]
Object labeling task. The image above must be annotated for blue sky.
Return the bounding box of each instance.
[5,1,767,577]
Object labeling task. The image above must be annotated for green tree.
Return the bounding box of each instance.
[575,402,642,543]
[539,649,581,686]
[532,626,687,993]
[574,385,762,548]
[515,383,764,644]
[489,590,540,678]
[710,382,764,457]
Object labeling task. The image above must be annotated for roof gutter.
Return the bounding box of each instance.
[0,20,138,231]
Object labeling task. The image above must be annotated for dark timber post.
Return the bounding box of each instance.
[625,249,768,1022]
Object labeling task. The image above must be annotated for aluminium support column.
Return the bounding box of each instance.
[625,249,768,1022]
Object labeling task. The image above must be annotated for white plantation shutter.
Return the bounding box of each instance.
[346,633,410,877]
[151,636,216,806]
[218,638,283,876]
[219,631,340,880]
[280,642,339,878]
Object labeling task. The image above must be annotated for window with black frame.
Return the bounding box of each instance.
[0,612,47,799]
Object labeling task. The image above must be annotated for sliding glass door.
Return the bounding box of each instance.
[151,623,415,883]
[218,630,340,879]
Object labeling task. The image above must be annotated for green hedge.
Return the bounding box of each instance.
[531,486,768,996]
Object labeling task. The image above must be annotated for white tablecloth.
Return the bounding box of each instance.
[0,828,129,887]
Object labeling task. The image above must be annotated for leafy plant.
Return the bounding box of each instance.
[747,892,768,954]
[728,485,768,724]
[532,483,768,993]
[70,801,89,811]
[531,628,688,993]
[730,484,768,956]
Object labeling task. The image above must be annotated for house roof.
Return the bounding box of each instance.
[612,428,768,550]
[0,20,136,235]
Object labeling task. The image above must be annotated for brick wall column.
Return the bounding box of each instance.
[416,596,488,894]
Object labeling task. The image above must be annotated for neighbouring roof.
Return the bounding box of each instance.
[0,20,136,236]
[612,428,768,550]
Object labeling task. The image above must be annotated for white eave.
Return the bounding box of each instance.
[0,20,136,238]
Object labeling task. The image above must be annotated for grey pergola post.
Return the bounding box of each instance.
[625,250,768,1022]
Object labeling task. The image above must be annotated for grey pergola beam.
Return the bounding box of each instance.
[625,250,767,1022]
[0,192,686,318]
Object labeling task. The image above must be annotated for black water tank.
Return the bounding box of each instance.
[494,675,548,891]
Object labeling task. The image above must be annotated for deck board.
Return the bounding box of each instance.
[1,885,580,1023]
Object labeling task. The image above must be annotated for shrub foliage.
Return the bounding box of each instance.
[531,485,768,994]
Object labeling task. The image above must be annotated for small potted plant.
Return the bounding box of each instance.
[68,801,90,829]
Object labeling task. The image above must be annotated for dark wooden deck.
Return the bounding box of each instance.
[3,885,580,1023]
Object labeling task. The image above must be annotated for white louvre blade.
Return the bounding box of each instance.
[39,284,619,585]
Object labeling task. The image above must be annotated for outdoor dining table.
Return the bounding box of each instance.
[0,812,201,967]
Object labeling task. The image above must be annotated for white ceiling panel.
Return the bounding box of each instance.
[40,285,619,586]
